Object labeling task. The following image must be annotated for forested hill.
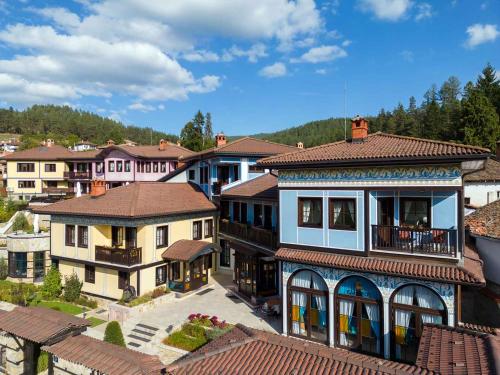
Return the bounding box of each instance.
[252,64,500,150]
[0,105,177,150]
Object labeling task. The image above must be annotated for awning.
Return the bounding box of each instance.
[162,240,221,262]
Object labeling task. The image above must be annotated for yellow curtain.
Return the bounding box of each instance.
[292,305,299,321]
[395,326,407,345]
[339,315,349,332]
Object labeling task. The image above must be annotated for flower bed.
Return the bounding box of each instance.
[163,313,233,352]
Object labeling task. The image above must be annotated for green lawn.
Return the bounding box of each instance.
[87,316,106,327]
[32,300,85,315]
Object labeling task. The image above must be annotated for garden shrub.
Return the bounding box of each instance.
[10,283,26,306]
[36,351,49,373]
[151,286,167,298]
[63,273,82,302]
[104,321,126,347]
[182,323,206,339]
[0,258,7,280]
[75,296,98,309]
[42,266,62,299]
[163,331,207,352]
[12,214,32,232]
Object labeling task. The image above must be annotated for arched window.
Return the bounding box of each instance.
[391,284,446,363]
[335,276,382,356]
[288,270,328,344]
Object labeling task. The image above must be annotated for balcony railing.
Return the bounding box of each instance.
[219,219,277,249]
[42,187,72,194]
[95,245,142,266]
[64,171,92,179]
[371,225,457,257]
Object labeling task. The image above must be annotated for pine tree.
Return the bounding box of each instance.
[461,82,500,150]
[439,76,462,141]
[476,63,500,117]
[204,112,214,149]
[104,321,126,347]
[179,121,204,151]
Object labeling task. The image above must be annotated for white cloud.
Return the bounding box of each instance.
[128,102,156,112]
[291,45,347,63]
[341,39,352,47]
[357,0,413,21]
[30,7,81,30]
[227,43,268,63]
[315,68,327,74]
[464,23,499,48]
[259,62,287,78]
[415,3,433,21]
[182,50,220,63]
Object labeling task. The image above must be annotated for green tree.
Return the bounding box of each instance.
[180,121,203,151]
[439,77,462,141]
[42,266,62,299]
[12,214,32,232]
[476,63,500,116]
[204,112,214,149]
[104,321,126,347]
[63,273,82,302]
[461,82,500,150]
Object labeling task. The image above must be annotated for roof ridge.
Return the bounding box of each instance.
[244,136,298,149]
[376,132,491,152]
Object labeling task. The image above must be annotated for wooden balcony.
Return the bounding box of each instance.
[219,219,277,249]
[371,225,457,258]
[95,245,142,266]
[64,171,92,179]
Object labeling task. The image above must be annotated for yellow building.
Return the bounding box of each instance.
[34,181,219,300]
[2,144,72,200]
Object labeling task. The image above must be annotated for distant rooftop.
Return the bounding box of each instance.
[465,199,500,239]
[222,173,278,200]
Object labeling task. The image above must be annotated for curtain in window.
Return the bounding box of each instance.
[303,200,311,223]
[364,303,381,353]
[291,291,307,335]
[414,286,443,310]
[421,313,442,324]
[339,299,355,346]
[395,309,412,358]
[394,285,414,305]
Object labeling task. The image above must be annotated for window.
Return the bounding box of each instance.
[18,180,35,188]
[118,271,129,290]
[233,202,240,222]
[117,161,123,172]
[220,240,231,268]
[17,163,34,172]
[288,270,328,344]
[188,170,196,181]
[156,265,167,286]
[220,201,230,220]
[464,197,471,205]
[329,198,356,230]
[46,180,58,188]
[125,160,131,172]
[96,162,104,173]
[336,276,382,356]
[34,252,45,282]
[233,165,239,181]
[85,265,95,283]
[253,204,263,227]
[204,219,213,238]
[200,166,209,184]
[45,163,56,172]
[298,198,323,228]
[8,252,27,278]
[400,198,431,228]
[65,225,76,246]
[156,225,168,248]
[77,226,88,248]
[153,162,159,173]
[160,162,167,173]
[240,203,247,224]
[171,262,180,280]
[108,161,115,172]
[111,226,123,247]
[193,220,202,240]
[264,205,272,230]
[146,162,151,173]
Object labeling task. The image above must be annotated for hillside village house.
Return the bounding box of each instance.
[219,173,279,302]
[34,181,219,299]
[258,117,490,362]
[1,139,192,200]
[463,157,500,209]
[161,134,297,200]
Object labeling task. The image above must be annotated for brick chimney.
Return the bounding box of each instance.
[215,133,227,148]
[90,180,106,198]
[42,139,54,147]
[296,142,304,149]
[351,115,368,142]
[159,139,167,151]
[106,139,115,146]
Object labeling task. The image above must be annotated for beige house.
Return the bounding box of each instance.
[34,181,219,300]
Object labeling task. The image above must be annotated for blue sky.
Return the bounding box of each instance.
[0,0,499,136]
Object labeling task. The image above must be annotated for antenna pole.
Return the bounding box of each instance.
[344,81,347,140]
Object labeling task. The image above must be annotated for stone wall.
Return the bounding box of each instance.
[0,332,25,375]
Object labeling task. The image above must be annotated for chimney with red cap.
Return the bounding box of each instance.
[159,139,167,151]
[215,133,227,148]
[90,180,106,198]
[351,115,368,142]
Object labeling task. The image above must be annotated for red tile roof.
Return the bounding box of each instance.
[416,324,500,375]
[168,324,434,375]
[181,137,298,161]
[43,335,165,375]
[465,199,500,239]
[162,240,220,262]
[464,158,500,182]
[222,173,278,200]
[258,133,490,167]
[33,182,217,218]
[275,246,485,286]
[1,145,74,160]
[0,307,89,344]
[114,143,194,159]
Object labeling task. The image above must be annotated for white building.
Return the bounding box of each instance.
[464,158,500,208]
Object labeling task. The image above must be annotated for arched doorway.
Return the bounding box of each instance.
[288,270,328,344]
[335,276,383,356]
[391,284,447,363]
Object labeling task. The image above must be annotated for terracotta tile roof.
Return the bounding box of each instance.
[416,324,500,375]
[275,246,485,286]
[42,334,166,375]
[66,149,103,160]
[33,182,217,218]
[117,144,194,159]
[0,307,89,344]
[168,324,434,375]
[1,145,74,161]
[259,133,490,167]
[222,173,278,200]
[464,158,500,182]
[162,239,220,262]
[457,322,500,335]
[465,199,500,239]
[181,137,298,161]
